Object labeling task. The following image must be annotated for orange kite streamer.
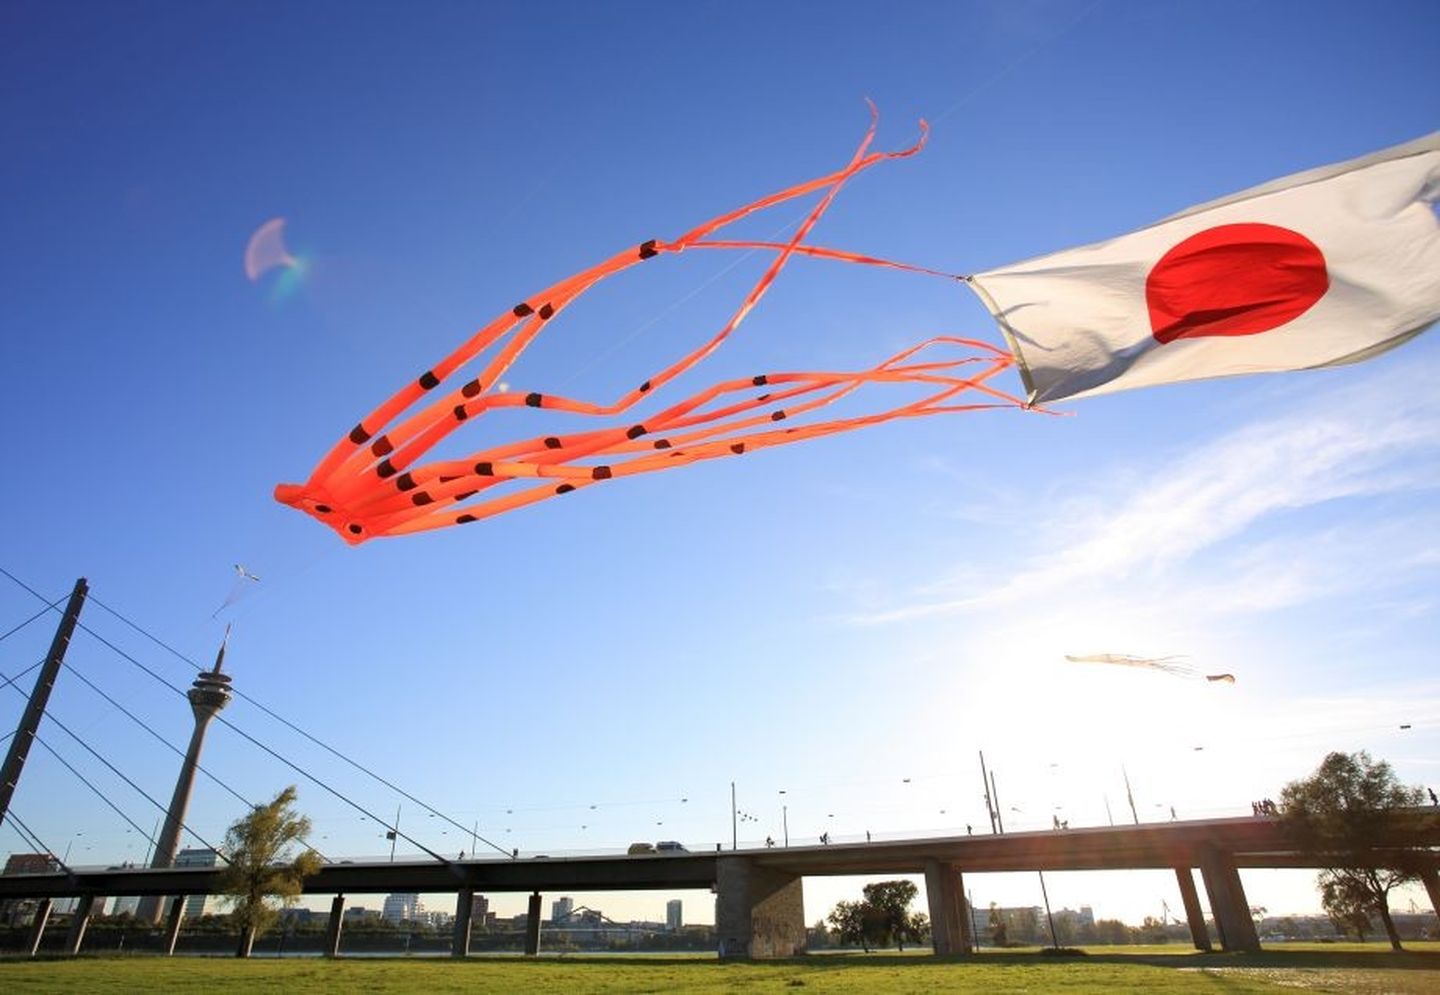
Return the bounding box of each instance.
[276,108,1026,543]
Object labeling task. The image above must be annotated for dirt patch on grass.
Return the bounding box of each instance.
[1186,966,1440,994]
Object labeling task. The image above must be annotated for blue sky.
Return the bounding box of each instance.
[2,1,1437,927]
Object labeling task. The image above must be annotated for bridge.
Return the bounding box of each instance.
[5,811,1437,959]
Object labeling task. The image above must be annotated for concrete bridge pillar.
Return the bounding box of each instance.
[715,856,806,959]
[25,898,52,957]
[524,891,542,956]
[1419,865,1440,920]
[924,859,973,956]
[64,893,97,955]
[162,896,186,955]
[452,887,473,957]
[324,895,345,958]
[1197,847,1258,952]
[1174,867,1212,951]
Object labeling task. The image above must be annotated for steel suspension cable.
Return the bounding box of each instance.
[5,688,230,862]
[85,591,509,857]
[4,807,68,873]
[0,597,65,644]
[29,731,157,847]
[61,659,253,810]
[45,596,452,864]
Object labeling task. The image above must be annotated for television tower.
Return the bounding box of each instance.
[138,627,234,922]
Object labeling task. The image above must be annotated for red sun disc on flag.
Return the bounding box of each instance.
[1146,223,1329,344]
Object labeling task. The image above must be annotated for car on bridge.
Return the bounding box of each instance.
[656,840,687,852]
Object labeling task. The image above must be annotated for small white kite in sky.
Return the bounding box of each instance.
[1066,653,1236,684]
[213,563,263,617]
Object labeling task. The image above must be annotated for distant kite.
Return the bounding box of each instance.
[1066,654,1236,684]
[213,563,262,617]
[274,112,1440,543]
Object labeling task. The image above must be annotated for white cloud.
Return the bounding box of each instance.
[850,366,1440,625]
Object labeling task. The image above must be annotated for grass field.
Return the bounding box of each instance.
[2,943,1438,993]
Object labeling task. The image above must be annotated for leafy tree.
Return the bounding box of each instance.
[1010,905,1040,945]
[826,880,927,951]
[862,880,922,951]
[827,900,871,951]
[904,911,931,949]
[216,785,323,957]
[1049,914,1077,946]
[1321,874,1375,942]
[1093,918,1132,945]
[1279,751,1427,951]
[988,903,1009,946]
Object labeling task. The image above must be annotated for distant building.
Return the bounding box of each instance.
[281,908,317,927]
[3,853,59,875]
[175,847,221,919]
[110,895,140,918]
[1053,905,1095,928]
[471,893,490,922]
[551,896,574,922]
[1,854,60,925]
[972,905,1043,942]
[382,893,424,924]
[666,899,683,931]
[344,905,381,922]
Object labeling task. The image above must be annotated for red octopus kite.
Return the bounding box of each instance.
[275,114,1440,543]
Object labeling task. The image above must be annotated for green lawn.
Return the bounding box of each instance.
[2,944,1437,993]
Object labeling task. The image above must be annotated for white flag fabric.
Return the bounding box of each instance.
[968,133,1440,403]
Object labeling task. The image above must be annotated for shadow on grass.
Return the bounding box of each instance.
[430,946,1440,975]
[1078,949,1440,973]
[807,948,1440,974]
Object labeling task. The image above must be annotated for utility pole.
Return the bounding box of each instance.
[143,817,161,865]
[730,782,737,851]
[782,805,788,848]
[389,805,402,862]
[990,771,1005,834]
[1123,766,1139,825]
[1038,870,1060,950]
[969,888,980,949]
[978,752,996,834]
[0,578,87,832]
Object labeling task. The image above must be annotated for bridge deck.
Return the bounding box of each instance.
[1,813,1434,899]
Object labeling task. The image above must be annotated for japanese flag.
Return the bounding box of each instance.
[969,133,1440,403]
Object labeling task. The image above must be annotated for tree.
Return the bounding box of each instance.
[827,880,927,951]
[988,903,1009,946]
[1093,918,1132,945]
[1279,751,1427,951]
[1010,906,1040,945]
[1321,875,1373,942]
[863,880,922,950]
[827,901,863,951]
[217,785,323,957]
